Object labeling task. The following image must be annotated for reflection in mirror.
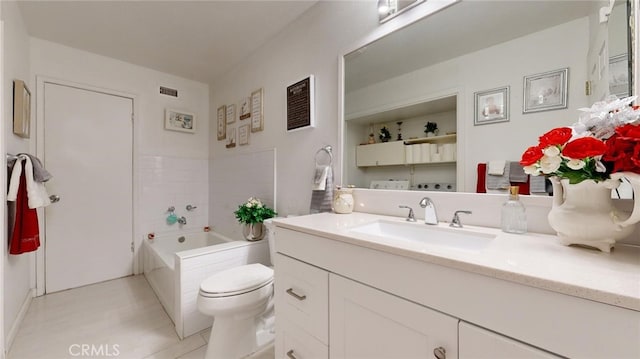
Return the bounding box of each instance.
[343,0,634,194]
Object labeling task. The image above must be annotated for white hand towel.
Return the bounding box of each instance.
[488,160,506,175]
[312,165,329,191]
[7,155,51,208]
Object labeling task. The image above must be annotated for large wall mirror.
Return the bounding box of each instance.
[342,0,634,194]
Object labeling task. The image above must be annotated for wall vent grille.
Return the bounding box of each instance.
[160,86,178,97]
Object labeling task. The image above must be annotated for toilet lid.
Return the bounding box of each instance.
[200,263,273,296]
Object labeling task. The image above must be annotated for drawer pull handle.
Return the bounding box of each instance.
[286,349,298,359]
[286,288,307,301]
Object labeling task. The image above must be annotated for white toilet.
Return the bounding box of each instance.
[197,221,276,359]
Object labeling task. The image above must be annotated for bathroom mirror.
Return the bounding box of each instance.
[342,0,634,193]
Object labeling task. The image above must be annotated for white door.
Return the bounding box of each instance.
[43,83,133,293]
[329,274,459,359]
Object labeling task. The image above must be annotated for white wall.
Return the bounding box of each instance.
[346,17,590,192]
[209,1,378,223]
[2,1,32,351]
[29,39,210,263]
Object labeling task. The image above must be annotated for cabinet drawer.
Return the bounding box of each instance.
[276,317,328,359]
[275,253,329,344]
[459,322,561,359]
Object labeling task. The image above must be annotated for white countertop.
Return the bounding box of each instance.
[273,212,640,311]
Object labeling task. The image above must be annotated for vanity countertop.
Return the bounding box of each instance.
[273,212,640,311]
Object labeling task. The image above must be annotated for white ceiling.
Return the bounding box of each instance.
[17,0,319,84]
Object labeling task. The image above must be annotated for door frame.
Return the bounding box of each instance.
[35,76,140,296]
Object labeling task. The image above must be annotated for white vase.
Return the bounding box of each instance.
[547,172,640,252]
[242,222,265,241]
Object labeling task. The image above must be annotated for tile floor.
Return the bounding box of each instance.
[7,275,274,359]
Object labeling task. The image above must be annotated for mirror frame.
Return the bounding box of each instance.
[338,0,459,188]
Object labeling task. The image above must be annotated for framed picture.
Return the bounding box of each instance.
[13,80,31,138]
[287,75,315,132]
[165,109,195,133]
[217,105,226,140]
[609,54,629,98]
[226,127,236,148]
[523,68,569,113]
[474,86,509,126]
[239,97,251,120]
[226,104,236,125]
[238,124,250,146]
[250,88,264,132]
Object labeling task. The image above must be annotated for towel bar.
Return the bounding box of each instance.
[314,145,333,166]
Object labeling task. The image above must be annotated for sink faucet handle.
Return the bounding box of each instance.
[399,205,417,222]
[450,210,472,228]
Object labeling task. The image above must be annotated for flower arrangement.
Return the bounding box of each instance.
[234,197,277,224]
[520,96,640,184]
[379,126,392,142]
[424,121,439,135]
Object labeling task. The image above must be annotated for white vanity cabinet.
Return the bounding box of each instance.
[273,224,640,359]
[330,274,457,359]
[459,322,560,359]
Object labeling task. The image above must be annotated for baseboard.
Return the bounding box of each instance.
[5,288,35,353]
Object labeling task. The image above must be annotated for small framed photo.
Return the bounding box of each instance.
[250,88,264,133]
[239,97,251,120]
[226,104,236,125]
[13,80,31,138]
[226,127,236,148]
[217,105,226,140]
[523,68,568,113]
[165,109,195,133]
[238,124,250,146]
[609,54,629,98]
[474,86,509,126]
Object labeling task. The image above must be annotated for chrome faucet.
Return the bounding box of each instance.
[419,197,438,225]
[177,216,187,225]
[399,205,417,222]
[450,210,472,228]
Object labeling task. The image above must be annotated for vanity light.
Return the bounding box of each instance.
[378,0,425,23]
[378,0,391,15]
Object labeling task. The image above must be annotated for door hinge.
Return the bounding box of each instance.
[131,241,134,253]
[585,80,592,96]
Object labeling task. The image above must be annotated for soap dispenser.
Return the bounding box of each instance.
[501,186,527,234]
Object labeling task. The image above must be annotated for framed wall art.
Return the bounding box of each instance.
[226,104,236,125]
[239,97,251,120]
[13,80,31,138]
[250,88,264,132]
[226,127,236,149]
[217,105,226,140]
[474,86,509,126]
[286,75,315,132]
[238,124,250,146]
[609,54,629,98]
[165,109,195,134]
[523,68,568,113]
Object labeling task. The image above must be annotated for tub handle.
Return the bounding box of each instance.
[186,204,197,211]
[286,288,306,301]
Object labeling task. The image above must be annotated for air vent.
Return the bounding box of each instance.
[159,86,178,97]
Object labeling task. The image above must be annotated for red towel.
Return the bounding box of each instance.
[9,162,40,254]
[476,163,487,193]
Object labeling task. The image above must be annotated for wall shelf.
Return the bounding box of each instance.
[403,133,456,145]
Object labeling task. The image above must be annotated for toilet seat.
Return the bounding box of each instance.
[200,263,273,298]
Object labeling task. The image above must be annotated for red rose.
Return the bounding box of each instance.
[520,145,544,166]
[538,127,572,147]
[604,124,640,173]
[562,137,607,159]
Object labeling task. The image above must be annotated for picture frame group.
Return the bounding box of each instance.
[217,88,264,148]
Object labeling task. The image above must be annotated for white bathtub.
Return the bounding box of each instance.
[143,231,270,338]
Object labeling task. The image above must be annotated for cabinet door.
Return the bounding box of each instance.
[356,142,405,167]
[459,322,561,359]
[330,274,458,359]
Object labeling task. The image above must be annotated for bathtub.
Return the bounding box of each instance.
[143,231,270,339]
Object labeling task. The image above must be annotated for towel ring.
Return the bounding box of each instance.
[315,145,333,166]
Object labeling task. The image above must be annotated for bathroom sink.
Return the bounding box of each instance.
[348,220,495,251]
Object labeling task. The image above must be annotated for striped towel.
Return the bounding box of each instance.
[310,166,333,213]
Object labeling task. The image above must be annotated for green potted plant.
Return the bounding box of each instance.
[379,126,392,142]
[234,197,277,241]
[424,122,439,137]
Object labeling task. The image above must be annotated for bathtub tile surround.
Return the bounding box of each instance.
[140,155,209,237]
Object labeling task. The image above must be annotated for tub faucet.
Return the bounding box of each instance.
[178,216,187,225]
[450,210,472,228]
[419,197,438,225]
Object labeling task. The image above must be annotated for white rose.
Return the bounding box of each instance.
[523,165,540,175]
[539,155,562,174]
[543,146,560,157]
[566,159,585,170]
